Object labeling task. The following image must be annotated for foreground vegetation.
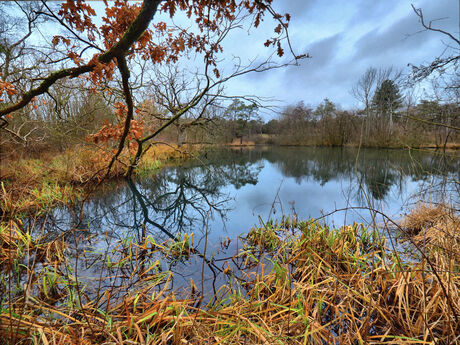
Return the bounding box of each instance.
[0,204,458,344]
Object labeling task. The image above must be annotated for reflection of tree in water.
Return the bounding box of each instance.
[134,167,231,236]
[25,155,264,296]
[57,151,264,244]
[254,147,458,201]
[362,165,397,200]
[43,147,457,242]
[26,147,457,301]
[136,154,263,235]
[45,147,458,243]
[187,148,264,189]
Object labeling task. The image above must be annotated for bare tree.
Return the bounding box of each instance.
[409,4,459,85]
[140,65,224,147]
[352,67,377,116]
[1,0,305,179]
[352,66,402,141]
[0,1,56,142]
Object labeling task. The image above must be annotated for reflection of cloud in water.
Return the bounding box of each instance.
[24,147,458,296]
[40,147,458,244]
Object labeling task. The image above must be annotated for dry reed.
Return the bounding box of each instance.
[1,213,458,344]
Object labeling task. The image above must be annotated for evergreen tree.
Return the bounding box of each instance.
[314,98,336,120]
[225,100,258,144]
[372,79,403,132]
[372,80,403,127]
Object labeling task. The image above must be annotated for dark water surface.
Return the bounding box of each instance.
[32,147,459,294]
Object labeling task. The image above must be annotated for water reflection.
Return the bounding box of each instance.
[238,147,457,200]
[23,147,458,297]
[44,147,459,243]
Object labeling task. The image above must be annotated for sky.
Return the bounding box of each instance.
[215,0,459,112]
[6,0,459,117]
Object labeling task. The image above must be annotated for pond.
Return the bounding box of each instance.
[30,146,459,295]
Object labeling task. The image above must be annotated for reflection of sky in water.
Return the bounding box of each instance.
[38,147,459,249]
[208,160,446,244]
[28,147,458,294]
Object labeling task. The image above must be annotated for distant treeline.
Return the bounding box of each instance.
[193,97,459,149]
[2,84,458,160]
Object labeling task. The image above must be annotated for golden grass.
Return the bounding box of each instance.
[0,143,195,217]
[402,203,459,263]
[227,139,256,146]
[1,218,458,344]
[0,220,24,266]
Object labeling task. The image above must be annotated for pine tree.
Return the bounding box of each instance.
[372,79,403,128]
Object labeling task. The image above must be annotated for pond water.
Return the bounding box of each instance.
[31,146,459,295]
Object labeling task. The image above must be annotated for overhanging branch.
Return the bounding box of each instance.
[0,0,162,119]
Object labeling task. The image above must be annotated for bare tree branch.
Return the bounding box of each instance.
[0,0,162,119]
[411,4,460,46]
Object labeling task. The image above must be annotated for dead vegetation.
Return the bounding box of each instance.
[0,143,193,217]
[402,203,459,263]
[0,213,458,344]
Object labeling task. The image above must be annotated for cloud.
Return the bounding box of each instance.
[307,33,344,68]
[350,0,401,24]
[274,0,321,19]
[282,33,344,82]
[213,0,459,113]
[353,13,440,64]
[347,0,458,78]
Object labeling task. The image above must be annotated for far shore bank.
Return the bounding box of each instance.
[215,139,460,150]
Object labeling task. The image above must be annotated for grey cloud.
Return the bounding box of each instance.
[271,33,347,105]
[352,17,429,63]
[236,32,343,84]
[352,0,458,69]
[351,0,401,24]
[274,0,321,18]
[412,0,459,33]
[286,32,343,78]
[306,33,344,67]
[224,1,459,112]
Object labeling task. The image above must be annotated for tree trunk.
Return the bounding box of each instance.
[177,126,184,147]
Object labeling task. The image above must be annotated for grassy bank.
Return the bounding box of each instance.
[0,204,458,344]
[224,134,460,150]
[0,144,194,217]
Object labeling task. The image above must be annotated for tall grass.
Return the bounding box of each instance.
[0,211,458,344]
[0,143,194,217]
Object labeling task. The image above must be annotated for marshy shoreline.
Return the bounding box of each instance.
[1,208,458,344]
[0,145,459,344]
